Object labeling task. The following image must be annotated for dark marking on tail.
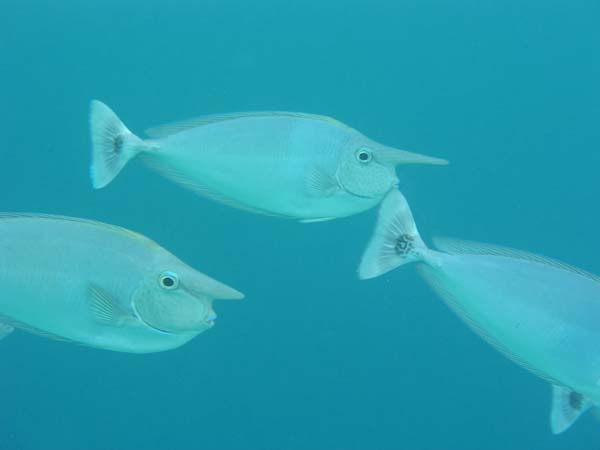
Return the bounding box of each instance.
[394,234,415,256]
[113,134,124,155]
[569,391,583,410]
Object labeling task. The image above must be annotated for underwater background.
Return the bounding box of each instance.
[1,0,600,449]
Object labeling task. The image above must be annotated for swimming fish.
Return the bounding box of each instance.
[0,214,243,353]
[359,189,600,434]
[89,101,447,222]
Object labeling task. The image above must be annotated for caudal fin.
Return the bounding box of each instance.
[89,100,146,189]
[550,385,592,434]
[358,189,427,280]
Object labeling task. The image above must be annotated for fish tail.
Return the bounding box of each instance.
[550,384,592,434]
[89,100,149,189]
[358,189,428,279]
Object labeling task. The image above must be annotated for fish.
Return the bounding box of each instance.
[89,100,448,222]
[0,214,243,353]
[359,189,600,434]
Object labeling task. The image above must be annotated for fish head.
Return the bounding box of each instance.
[335,139,400,199]
[336,136,448,199]
[132,260,244,335]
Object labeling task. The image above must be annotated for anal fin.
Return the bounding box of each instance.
[0,322,14,341]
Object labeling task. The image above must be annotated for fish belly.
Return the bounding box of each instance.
[0,270,94,341]
[422,255,600,394]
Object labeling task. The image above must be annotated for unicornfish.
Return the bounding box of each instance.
[359,189,600,434]
[89,100,447,222]
[0,214,243,353]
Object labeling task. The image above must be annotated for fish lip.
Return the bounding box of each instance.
[183,285,218,326]
[206,311,217,327]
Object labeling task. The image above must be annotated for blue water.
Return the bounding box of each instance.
[2,1,600,449]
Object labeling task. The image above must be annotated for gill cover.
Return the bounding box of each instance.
[337,151,396,198]
[133,283,210,334]
[133,266,243,334]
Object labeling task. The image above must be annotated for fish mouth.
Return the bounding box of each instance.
[206,311,217,327]
[181,284,217,327]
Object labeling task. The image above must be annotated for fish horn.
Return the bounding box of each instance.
[374,144,448,166]
[185,267,244,300]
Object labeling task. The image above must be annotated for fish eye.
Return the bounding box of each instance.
[356,148,373,163]
[159,272,179,290]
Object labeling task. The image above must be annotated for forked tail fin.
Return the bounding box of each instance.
[358,189,427,279]
[89,100,147,189]
[550,385,592,434]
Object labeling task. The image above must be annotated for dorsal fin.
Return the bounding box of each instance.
[432,238,600,283]
[144,111,352,138]
[0,213,159,250]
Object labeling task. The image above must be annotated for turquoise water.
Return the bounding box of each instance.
[2,1,600,449]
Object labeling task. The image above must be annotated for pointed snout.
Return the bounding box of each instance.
[184,267,244,301]
[205,309,218,327]
[374,145,449,166]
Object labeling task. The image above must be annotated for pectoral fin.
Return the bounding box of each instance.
[550,385,592,434]
[88,283,134,327]
[305,167,339,197]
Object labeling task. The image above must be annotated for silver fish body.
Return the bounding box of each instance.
[0,215,243,353]
[359,189,600,434]
[90,102,447,221]
[420,246,600,400]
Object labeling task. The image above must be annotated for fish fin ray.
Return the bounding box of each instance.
[144,111,352,139]
[0,214,159,251]
[88,283,133,327]
[0,321,14,341]
[299,217,336,223]
[89,100,149,188]
[433,238,600,283]
[305,167,339,198]
[358,189,426,280]
[0,314,73,343]
[550,385,592,434]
